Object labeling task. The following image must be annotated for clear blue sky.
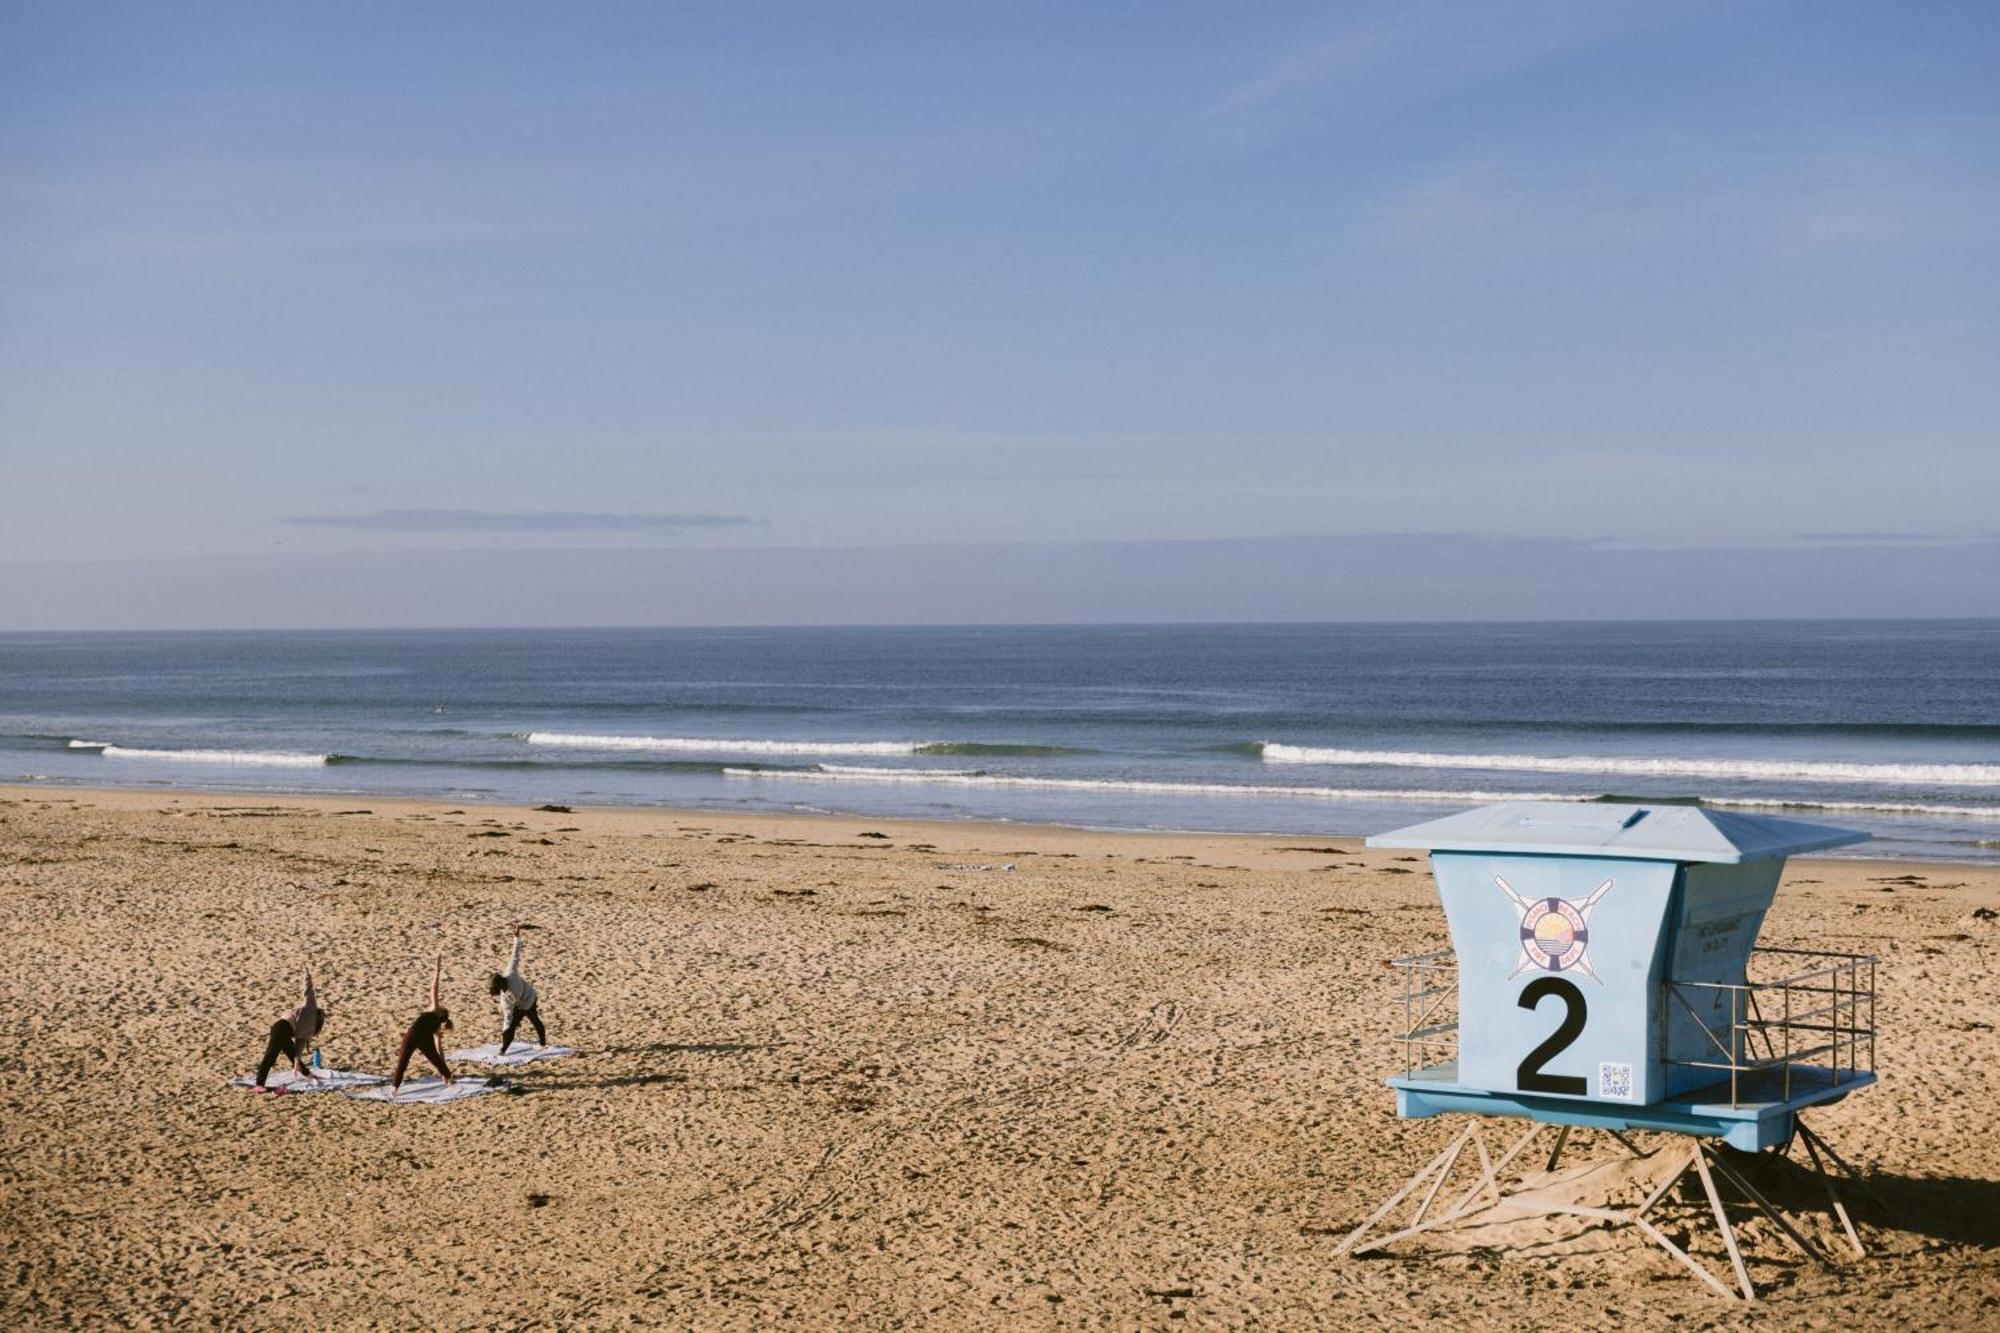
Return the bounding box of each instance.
[3,2,1996,624]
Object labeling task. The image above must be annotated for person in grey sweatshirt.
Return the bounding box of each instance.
[488,926,546,1053]
[255,967,327,1089]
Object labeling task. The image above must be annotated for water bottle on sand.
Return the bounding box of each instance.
[312,1047,322,1069]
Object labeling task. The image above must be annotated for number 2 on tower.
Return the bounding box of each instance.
[1516,976,1588,1095]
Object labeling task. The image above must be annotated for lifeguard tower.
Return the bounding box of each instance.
[1338,800,1880,1301]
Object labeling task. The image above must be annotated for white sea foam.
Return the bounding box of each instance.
[1258,742,2000,787]
[524,732,922,756]
[89,744,331,767]
[1702,796,2000,821]
[817,764,983,777]
[718,766,2000,822]
[67,739,110,749]
[723,766,1574,803]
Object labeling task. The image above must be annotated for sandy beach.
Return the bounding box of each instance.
[3,784,1996,1330]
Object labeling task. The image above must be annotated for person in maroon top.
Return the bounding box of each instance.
[389,952,455,1094]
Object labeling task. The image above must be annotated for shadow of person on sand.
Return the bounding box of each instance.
[514,1070,691,1093]
[595,1040,781,1057]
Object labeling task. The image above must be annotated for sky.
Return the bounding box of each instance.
[3,1,1997,626]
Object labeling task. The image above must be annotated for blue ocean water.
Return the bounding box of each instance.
[2,622,1996,861]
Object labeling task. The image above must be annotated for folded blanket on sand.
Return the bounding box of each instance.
[446,1042,576,1066]
[344,1076,501,1104]
[229,1068,384,1093]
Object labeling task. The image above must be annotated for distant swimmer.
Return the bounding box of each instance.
[255,966,328,1090]
[490,925,546,1053]
[389,951,455,1093]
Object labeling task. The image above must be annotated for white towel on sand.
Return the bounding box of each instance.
[447,1042,576,1066]
[230,1068,384,1093]
[345,1076,502,1104]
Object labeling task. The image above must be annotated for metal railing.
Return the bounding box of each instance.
[1390,950,1458,1077]
[1664,946,1878,1108]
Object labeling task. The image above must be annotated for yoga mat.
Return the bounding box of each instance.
[345,1076,502,1104]
[447,1042,576,1066]
[229,1068,385,1094]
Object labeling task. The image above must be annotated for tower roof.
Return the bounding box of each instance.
[1365,800,1869,864]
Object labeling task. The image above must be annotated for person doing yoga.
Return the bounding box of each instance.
[389,951,455,1093]
[255,967,328,1089]
[489,925,546,1054]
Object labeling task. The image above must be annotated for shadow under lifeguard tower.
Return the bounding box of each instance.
[1338,800,1880,1301]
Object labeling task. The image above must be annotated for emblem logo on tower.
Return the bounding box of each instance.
[1496,875,1614,982]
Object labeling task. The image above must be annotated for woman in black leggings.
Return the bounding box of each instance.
[255,968,327,1089]
[389,952,455,1093]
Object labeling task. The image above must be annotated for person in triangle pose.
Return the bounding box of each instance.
[255,966,328,1089]
[389,951,455,1093]
[490,925,546,1053]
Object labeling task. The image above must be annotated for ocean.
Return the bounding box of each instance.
[2,621,1996,861]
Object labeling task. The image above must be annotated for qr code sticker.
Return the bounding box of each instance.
[1598,1062,1634,1100]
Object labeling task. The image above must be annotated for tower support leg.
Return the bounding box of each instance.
[1334,1119,1877,1301]
[1796,1120,1868,1258]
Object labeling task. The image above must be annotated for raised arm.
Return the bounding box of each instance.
[507,933,525,979]
[294,967,321,1076]
[429,951,443,1010]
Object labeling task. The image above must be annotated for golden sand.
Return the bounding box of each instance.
[3,786,1997,1329]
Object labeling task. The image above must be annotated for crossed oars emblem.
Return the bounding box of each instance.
[1496,875,1614,982]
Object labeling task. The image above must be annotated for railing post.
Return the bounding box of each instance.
[1730,987,1740,1108]
[1783,982,1792,1102]
[1834,964,1844,1084]
[1402,962,1411,1078]
[1847,961,1856,1075]
[1868,956,1876,1075]
[1847,960,1857,1077]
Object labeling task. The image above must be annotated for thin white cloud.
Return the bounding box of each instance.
[1354,125,2000,254]
[1793,531,1996,546]
[285,510,762,533]
[1208,0,1668,118]
[1209,27,1380,116]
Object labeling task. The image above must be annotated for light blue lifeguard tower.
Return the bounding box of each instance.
[1338,800,1880,1301]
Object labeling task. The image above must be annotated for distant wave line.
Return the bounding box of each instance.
[726,766,1578,804]
[521,733,1086,758]
[524,732,921,756]
[1700,796,2000,820]
[723,765,2000,821]
[1293,720,2000,739]
[1258,742,2000,787]
[817,764,983,777]
[71,741,331,767]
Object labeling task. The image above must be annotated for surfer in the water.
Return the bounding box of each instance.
[255,967,327,1089]
[489,925,546,1054]
[389,951,454,1093]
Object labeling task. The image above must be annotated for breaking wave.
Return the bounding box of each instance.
[915,742,1093,757]
[1258,742,2000,787]
[720,765,2000,821]
[524,732,922,756]
[521,733,1084,758]
[75,742,331,767]
[1700,796,2000,820]
[817,764,983,777]
[724,766,1576,804]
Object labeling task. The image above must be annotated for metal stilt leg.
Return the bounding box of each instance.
[1797,1123,1867,1258]
[1335,1120,1875,1302]
[1692,1144,1756,1301]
